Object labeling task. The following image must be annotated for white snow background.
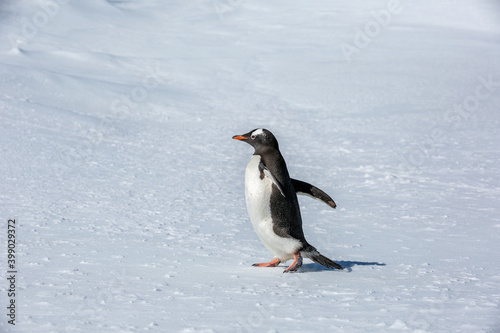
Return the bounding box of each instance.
[1,0,500,332]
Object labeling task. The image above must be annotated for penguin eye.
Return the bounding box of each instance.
[251,135,256,139]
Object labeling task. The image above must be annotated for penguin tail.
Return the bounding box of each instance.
[301,246,344,270]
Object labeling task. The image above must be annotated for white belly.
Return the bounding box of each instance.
[244,155,301,261]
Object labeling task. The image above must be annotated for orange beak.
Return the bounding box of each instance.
[232,136,248,140]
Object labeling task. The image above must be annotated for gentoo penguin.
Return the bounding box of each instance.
[233,128,344,273]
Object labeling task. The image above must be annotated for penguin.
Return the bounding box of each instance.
[233,128,344,273]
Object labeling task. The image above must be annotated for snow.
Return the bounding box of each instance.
[1,0,499,332]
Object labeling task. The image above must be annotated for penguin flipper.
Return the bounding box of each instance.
[291,178,336,208]
[259,161,286,197]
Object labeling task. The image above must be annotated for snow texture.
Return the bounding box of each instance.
[1,0,500,332]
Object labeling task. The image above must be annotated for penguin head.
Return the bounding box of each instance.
[233,128,279,151]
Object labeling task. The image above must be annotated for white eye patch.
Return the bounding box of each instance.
[251,128,264,137]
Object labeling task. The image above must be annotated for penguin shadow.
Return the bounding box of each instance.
[298,261,386,273]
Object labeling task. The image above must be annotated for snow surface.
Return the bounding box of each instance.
[1,0,500,332]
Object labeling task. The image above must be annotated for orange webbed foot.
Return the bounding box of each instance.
[283,253,303,273]
[252,258,281,267]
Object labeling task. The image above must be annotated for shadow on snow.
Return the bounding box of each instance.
[298,261,386,273]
